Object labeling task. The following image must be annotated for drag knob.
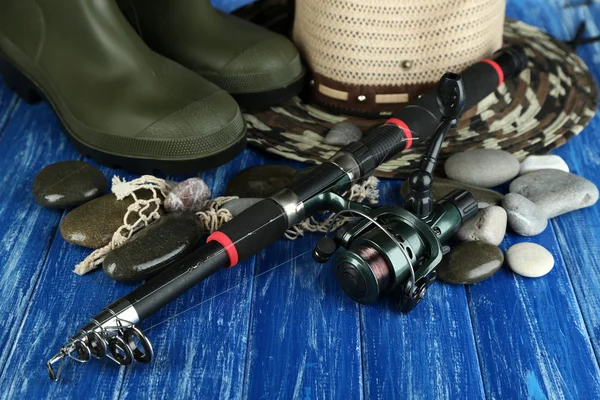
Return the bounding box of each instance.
[313,237,338,263]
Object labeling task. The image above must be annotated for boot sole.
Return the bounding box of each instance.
[0,55,246,175]
[231,70,306,110]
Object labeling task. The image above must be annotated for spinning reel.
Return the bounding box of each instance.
[313,73,478,311]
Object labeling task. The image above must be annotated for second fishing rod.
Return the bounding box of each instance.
[47,45,527,381]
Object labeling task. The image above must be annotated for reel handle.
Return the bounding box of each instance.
[405,73,466,218]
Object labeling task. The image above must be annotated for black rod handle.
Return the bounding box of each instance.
[124,241,229,320]
[342,45,528,176]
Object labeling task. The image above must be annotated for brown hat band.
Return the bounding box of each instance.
[311,73,437,116]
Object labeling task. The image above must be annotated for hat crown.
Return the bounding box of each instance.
[294,0,506,115]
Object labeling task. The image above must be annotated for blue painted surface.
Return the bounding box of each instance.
[0,0,599,399]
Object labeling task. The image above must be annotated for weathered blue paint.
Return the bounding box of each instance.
[0,0,599,399]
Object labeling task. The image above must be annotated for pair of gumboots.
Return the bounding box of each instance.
[0,0,304,174]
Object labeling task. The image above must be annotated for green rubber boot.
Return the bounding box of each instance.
[0,0,246,174]
[119,0,305,109]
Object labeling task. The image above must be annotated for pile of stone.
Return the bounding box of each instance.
[421,150,598,284]
[33,161,211,282]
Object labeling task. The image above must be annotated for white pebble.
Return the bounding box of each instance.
[519,155,569,175]
[506,242,554,278]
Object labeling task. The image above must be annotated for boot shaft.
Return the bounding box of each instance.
[0,0,225,133]
[0,0,146,62]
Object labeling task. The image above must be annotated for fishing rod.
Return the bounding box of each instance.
[46,45,527,381]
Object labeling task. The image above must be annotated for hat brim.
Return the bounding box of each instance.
[236,3,598,179]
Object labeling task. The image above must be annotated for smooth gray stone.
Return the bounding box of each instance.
[226,165,298,197]
[324,122,363,146]
[222,198,263,217]
[103,212,204,282]
[401,177,504,207]
[60,190,163,249]
[503,193,548,236]
[506,242,554,278]
[437,241,504,284]
[33,161,106,209]
[456,206,507,245]
[444,149,520,188]
[509,169,599,218]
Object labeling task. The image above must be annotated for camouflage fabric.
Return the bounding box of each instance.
[236,2,598,179]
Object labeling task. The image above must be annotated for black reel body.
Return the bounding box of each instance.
[325,190,476,311]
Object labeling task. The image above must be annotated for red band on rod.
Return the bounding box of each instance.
[385,118,413,150]
[207,232,239,268]
[481,59,504,87]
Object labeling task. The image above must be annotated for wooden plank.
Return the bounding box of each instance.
[0,100,80,379]
[552,123,600,363]
[358,181,486,400]
[0,84,17,136]
[545,0,600,365]
[468,5,600,398]
[0,101,144,398]
[466,229,600,399]
[0,214,137,399]
[360,287,486,400]
[118,150,259,400]
[242,181,364,400]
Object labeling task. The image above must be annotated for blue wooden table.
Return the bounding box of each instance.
[0,0,599,399]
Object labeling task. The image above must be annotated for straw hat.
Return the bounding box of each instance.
[294,0,506,116]
[235,0,598,178]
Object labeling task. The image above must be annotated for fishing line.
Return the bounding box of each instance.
[138,141,406,331]
[143,249,313,332]
[128,140,412,307]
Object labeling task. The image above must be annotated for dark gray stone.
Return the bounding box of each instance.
[401,177,504,207]
[444,149,520,188]
[222,198,263,217]
[33,161,106,209]
[103,212,204,282]
[324,122,363,146]
[509,169,599,218]
[502,193,548,236]
[456,206,507,245]
[226,165,297,197]
[437,241,504,284]
[60,190,163,249]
